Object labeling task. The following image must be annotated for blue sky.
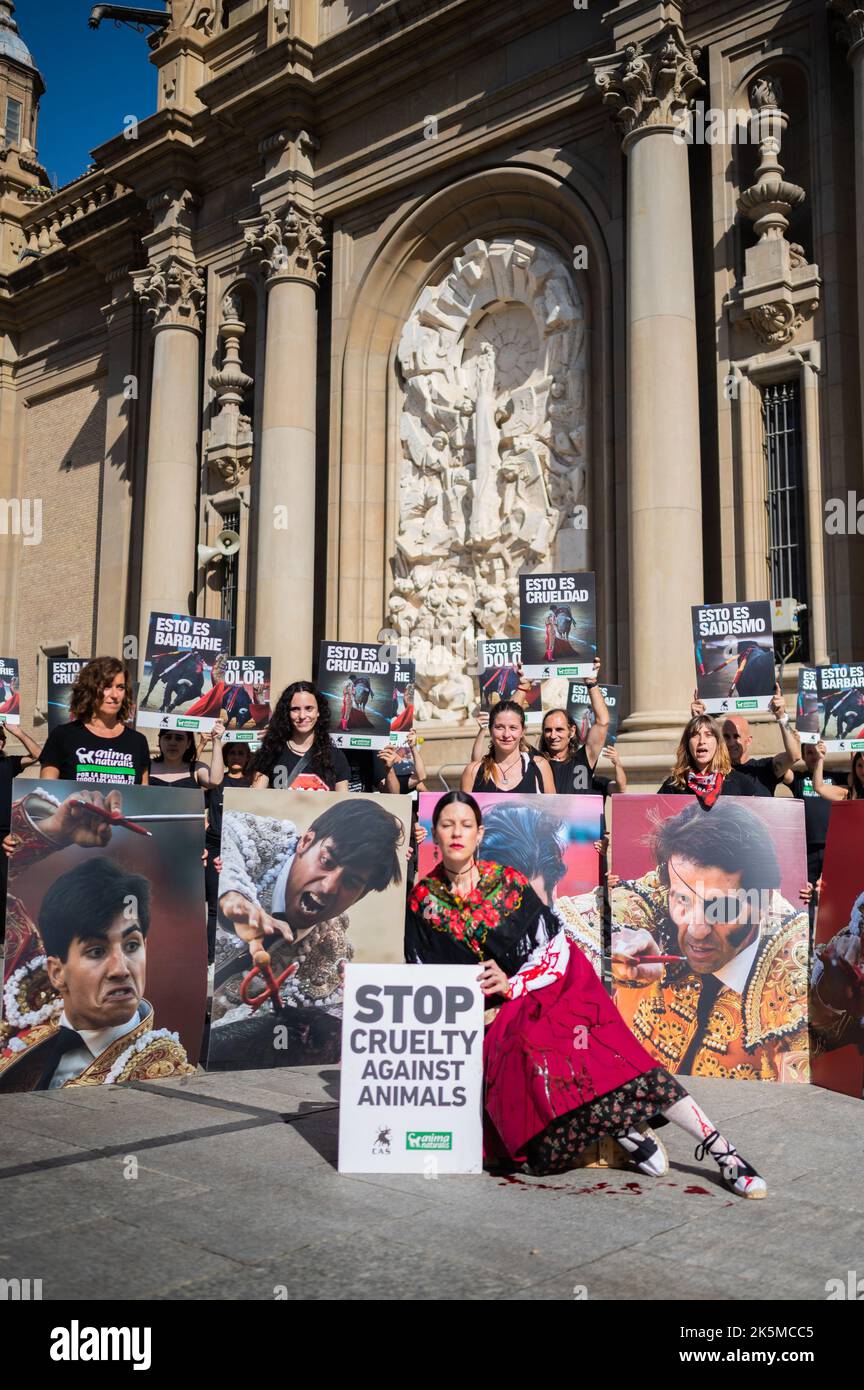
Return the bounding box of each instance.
[19,0,161,189]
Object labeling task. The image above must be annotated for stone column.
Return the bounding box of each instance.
[96,269,140,656]
[133,254,205,653]
[593,20,705,737]
[829,0,864,464]
[244,203,327,692]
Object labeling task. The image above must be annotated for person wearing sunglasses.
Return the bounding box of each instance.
[610,800,809,1083]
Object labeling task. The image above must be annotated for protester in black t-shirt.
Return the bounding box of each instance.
[775,740,848,885]
[252,681,349,791]
[658,714,758,807]
[537,683,622,796]
[39,657,150,786]
[0,721,42,936]
[691,683,800,796]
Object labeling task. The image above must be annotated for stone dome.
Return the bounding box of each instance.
[0,2,38,72]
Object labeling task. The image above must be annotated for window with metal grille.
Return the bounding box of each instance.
[219,506,240,653]
[761,380,809,659]
[4,97,22,147]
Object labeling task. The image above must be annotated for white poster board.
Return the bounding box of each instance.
[338,964,484,1174]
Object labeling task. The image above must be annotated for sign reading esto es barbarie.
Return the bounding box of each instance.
[338,964,484,1174]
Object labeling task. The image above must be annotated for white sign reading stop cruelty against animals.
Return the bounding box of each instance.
[338,964,484,1174]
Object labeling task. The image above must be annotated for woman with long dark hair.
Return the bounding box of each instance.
[39,656,150,785]
[405,790,768,1197]
[252,682,350,791]
[149,726,225,788]
[461,700,555,793]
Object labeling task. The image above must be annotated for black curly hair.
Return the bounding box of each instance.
[252,681,338,785]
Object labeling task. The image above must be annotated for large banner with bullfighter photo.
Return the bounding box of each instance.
[208,788,413,1070]
[609,794,809,1083]
[809,802,864,1099]
[417,791,605,975]
[0,782,207,1092]
[136,612,231,732]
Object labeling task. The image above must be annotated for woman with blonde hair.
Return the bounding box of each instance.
[461,700,555,794]
[658,714,758,807]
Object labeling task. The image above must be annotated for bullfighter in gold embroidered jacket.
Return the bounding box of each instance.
[610,800,809,1083]
[0,789,193,1092]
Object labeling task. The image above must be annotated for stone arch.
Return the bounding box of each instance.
[329,163,620,719]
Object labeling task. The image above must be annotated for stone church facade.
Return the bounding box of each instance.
[0,0,862,778]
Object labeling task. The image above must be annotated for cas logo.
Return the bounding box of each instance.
[825,1272,864,1300]
[49,1321,152,1371]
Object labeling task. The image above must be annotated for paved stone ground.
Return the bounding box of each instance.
[0,1068,861,1301]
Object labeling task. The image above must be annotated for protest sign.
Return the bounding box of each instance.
[476,639,541,725]
[610,794,809,1082]
[418,791,605,974]
[809,802,864,1100]
[209,788,412,1069]
[179,655,272,742]
[796,666,864,751]
[519,572,596,679]
[0,781,207,1092]
[338,963,484,1173]
[0,657,20,725]
[46,658,88,732]
[692,601,775,713]
[137,613,231,732]
[567,681,621,745]
[389,659,415,739]
[318,641,395,749]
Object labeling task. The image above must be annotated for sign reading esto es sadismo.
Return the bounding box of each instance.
[338,964,484,1174]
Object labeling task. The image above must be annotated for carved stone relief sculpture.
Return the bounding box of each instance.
[387,237,588,720]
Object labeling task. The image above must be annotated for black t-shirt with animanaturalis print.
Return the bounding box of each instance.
[39,721,151,785]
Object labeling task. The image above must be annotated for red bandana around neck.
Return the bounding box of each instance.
[686,769,725,808]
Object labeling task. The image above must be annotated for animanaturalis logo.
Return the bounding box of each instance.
[406,1132,452,1151]
[49,1322,151,1371]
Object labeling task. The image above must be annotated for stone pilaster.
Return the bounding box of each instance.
[829,0,864,467]
[591,15,704,737]
[96,267,143,656]
[133,226,205,650]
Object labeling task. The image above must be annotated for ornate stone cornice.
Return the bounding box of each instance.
[242,203,327,286]
[591,21,704,148]
[132,254,205,331]
[828,0,864,61]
